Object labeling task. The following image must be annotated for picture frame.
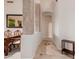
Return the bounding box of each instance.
[6,14,23,28]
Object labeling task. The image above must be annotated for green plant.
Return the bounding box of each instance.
[8,19,15,27]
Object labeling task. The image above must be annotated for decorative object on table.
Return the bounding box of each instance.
[6,14,23,28]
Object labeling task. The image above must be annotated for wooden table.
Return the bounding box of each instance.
[61,40,75,59]
[4,35,21,56]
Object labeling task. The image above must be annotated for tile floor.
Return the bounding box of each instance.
[5,40,72,59]
[34,40,72,59]
[4,49,21,59]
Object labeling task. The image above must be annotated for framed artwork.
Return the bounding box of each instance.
[6,14,23,28]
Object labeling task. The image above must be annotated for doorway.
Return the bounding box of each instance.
[40,14,53,39]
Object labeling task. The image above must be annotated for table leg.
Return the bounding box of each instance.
[4,47,8,56]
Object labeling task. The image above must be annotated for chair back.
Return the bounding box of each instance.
[4,30,12,38]
[14,30,21,36]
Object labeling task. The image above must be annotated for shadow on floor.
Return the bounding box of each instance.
[4,48,20,58]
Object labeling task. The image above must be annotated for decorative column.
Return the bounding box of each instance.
[21,0,34,59]
[23,0,34,35]
[35,3,41,32]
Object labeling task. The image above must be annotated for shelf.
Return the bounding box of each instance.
[62,48,74,55]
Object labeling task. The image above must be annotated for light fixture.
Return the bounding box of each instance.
[56,0,58,2]
[7,0,14,3]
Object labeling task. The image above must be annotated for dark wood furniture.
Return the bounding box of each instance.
[4,38,12,56]
[4,30,12,38]
[12,36,21,49]
[12,30,21,48]
[61,39,75,59]
[4,30,13,56]
[4,35,21,56]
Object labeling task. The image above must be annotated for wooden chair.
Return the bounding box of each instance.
[12,30,21,49]
[4,30,12,38]
[4,30,12,56]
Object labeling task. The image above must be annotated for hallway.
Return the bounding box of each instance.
[34,39,72,59]
[4,0,75,59]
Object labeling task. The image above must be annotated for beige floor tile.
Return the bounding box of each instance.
[34,40,72,59]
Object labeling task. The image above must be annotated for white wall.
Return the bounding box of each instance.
[4,0,23,32]
[53,0,75,50]
[21,32,42,59]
